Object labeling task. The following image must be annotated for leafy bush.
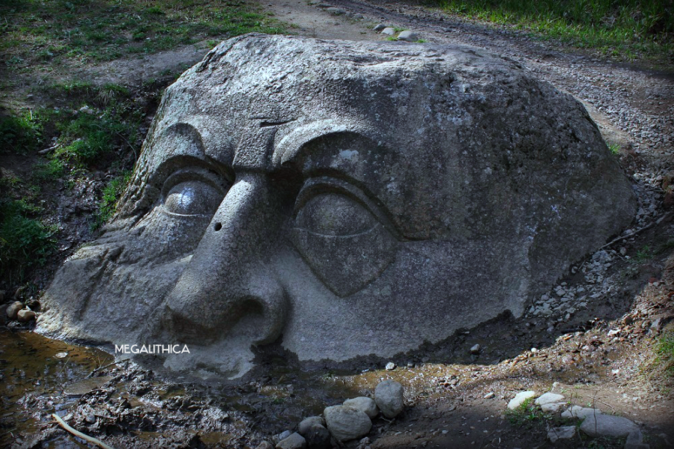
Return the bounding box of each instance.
[0,199,57,284]
[0,112,43,154]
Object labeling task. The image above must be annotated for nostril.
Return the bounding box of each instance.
[214,222,222,231]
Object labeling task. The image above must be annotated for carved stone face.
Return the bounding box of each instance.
[39,35,636,378]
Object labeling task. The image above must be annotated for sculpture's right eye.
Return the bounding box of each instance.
[161,170,228,217]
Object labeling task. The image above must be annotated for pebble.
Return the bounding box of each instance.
[324,405,372,442]
[373,24,386,31]
[547,426,576,442]
[344,397,379,419]
[507,391,536,410]
[580,414,639,438]
[276,432,306,449]
[385,362,396,370]
[397,30,419,41]
[484,392,495,399]
[561,405,602,419]
[276,431,292,442]
[470,344,481,354]
[381,27,396,36]
[374,380,404,418]
[535,392,565,406]
[6,301,24,320]
[326,7,345,15]
[17,309,36,322]
[625,430,650,449]
[301,424,331,449]
[298,416,324,435]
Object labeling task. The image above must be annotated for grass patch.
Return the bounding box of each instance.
[93,171,132,229]
[429,0,673,63]
[655,331,674,378]
[0,111,43,154]
[0,199,57,285]
[0,0,286,69]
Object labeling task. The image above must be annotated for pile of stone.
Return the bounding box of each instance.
[269,380,404,449]
[507,390,648,449]
[5,299,37,323]
[372,24,420,41]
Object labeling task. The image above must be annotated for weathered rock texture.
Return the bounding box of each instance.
[38,34,636,379]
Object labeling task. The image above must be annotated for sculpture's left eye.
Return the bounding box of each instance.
[161,170,228,217]
[164,181,223,216]
[295,193,377,236]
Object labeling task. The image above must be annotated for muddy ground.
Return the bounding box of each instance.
[1,1,674,448]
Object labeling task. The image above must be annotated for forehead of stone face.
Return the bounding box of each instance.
[129,34,601,240]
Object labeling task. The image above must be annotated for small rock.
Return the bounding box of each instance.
[547,426,576,442]
[324,405,372,442]
[470,344,481,354]
[276,431,293,442]
[373,24,386,31]
[507,391,536,410]
[344,397,379,419]
[276,432,306,449]
[540,402,566,413]
[302,424,331,449]
[484,392,495,399]
[256,442,274,449]
[562,405,601,419]
[397,30,419,41]
[54,352,68,359]
[580,414,639,438]
[17,309,36,322]
[625,430,649,449]
[326,7,345,15]
[381,27,396,36]
[298,416,325,435]
[375,380,404,418]
[385,362,396,370]
[535,392,565,406]
[6,301,24,319]
[85,414,96,424]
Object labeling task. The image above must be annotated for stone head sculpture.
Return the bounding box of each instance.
[39,34,636,378]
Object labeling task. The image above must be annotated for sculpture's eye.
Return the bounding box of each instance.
[290,178,398,297]
[161,170,228,217]
[295,193,377,236]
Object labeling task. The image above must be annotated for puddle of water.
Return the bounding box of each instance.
[0,328,113,447]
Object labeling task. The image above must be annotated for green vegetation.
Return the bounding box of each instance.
[505,398,550,427]
[0,200,57,285]
[0,111,43,154]
[655,330,674,377]
[0,0,285,69]
[93,171,132,229]
[430,0,673,62]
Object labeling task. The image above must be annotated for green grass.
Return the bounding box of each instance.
[0,111,43,154]
[0,0,285,69]
[0,199,57,285]
[93,171,132,229]
[655,331,674,377]
[429,0,673,63]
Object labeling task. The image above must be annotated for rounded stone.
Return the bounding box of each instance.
[374,380,404,418]
[343,397,379,419]
[6,301,23,320]
[324,405,372,442]
[298,416,325,435]
[17,309,36,322]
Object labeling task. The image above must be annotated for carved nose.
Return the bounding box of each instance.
[160,173,287,346]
